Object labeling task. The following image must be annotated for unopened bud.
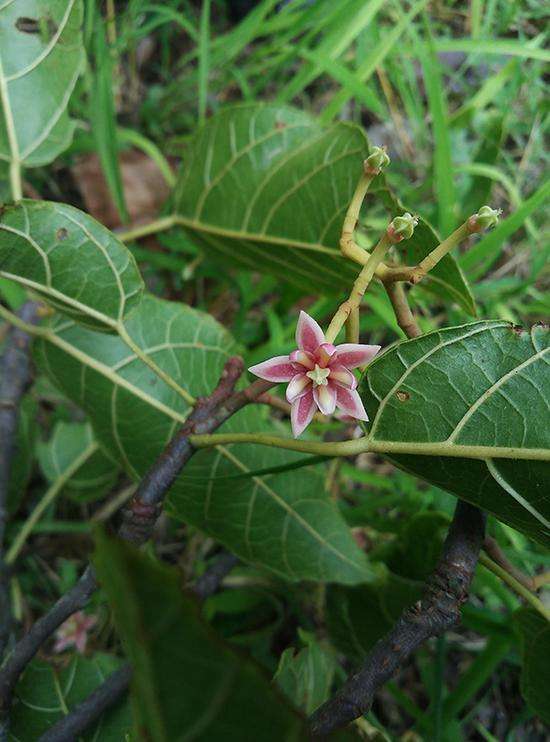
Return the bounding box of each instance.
[468,205,501,232]
[387,212,418,243]
[364,146,390,175]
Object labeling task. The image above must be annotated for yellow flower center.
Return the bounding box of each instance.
[306,364,330,387]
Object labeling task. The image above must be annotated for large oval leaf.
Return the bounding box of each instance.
[361,321,550,545]
[172,103,473,312]
[0,0,84,168]
[94,531,308,740]
[34,294,372,584]
[0,200,144,329]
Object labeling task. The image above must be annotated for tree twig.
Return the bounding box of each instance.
[39,665,132,742]
[309,502,486,736]
[36,551,239,741]
[0,359,272,720]
[0,302,39,662]
[384,282,421,338]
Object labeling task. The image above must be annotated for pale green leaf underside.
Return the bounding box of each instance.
[172,103,473,312]
[38,421,119,502]
[35,294,371,584]
[362,321,550,545]
[0,200,144,329]
[0,0,84,168]
[11,655,132,740]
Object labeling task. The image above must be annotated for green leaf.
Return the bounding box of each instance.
[172,103,362,295]
[360,321,550,546]
[35,294,371,583]
[274,632,337,715]
[38,421,119,503]
[172,103,473,314]
[513,608,550,724]
[10,654,132,740]
[93,530,307,740]
[0,0,84,169]
[0,200,144,330]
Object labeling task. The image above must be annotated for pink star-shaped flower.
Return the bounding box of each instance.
[249,311,381,437]
[53,611,97,654]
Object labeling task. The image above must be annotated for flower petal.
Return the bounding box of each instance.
[286,373,311,402]
[296,311,325,353]
[248,355,295,382]
[291,390,316,437]
[289,349,315,370]
[335,386,369,421]
[328,364,357,390]
[75,632,88,654]
[313,383,337,415]
[317,342,336,367]
[333,343,381,369]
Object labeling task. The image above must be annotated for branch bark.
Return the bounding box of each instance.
[0,357,272,720]
[309,501,486,736]
[0,301,39,662]
[37,551,239,742]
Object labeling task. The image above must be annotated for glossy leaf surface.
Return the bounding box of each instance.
[361,321,550,545]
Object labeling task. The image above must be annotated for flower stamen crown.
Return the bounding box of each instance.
[249,312,381,437]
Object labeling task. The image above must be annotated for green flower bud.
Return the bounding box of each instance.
[469,205,501,232]
[388,212,418,242]
[364,146,390,175]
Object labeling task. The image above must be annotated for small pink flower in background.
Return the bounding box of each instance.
[53,611,97,654]
[249,311,381,437]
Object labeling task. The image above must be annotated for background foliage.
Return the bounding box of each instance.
[1,1,548,740]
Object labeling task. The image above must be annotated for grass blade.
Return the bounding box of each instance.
[433,37,549,62]
[90,14,128,222]
[277,0,387,103]
[294,48,386,117]
[419,20,456,236]
[198,0,211,123]
[320,0,428,123]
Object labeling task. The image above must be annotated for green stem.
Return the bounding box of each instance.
[6,443,98,564]
[9,161,22,202]
[116,215,178,243]
[410,221,472,282]
[189,431,549,462]
[326,234,391,343]
[479,552,550,621]
[190,432,368,457]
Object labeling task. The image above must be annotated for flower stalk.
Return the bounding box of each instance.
[326,213,418,344]
[339,147,390,267]
[405,205,501,284]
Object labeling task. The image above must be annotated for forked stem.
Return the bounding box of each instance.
[326,234,392,343]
